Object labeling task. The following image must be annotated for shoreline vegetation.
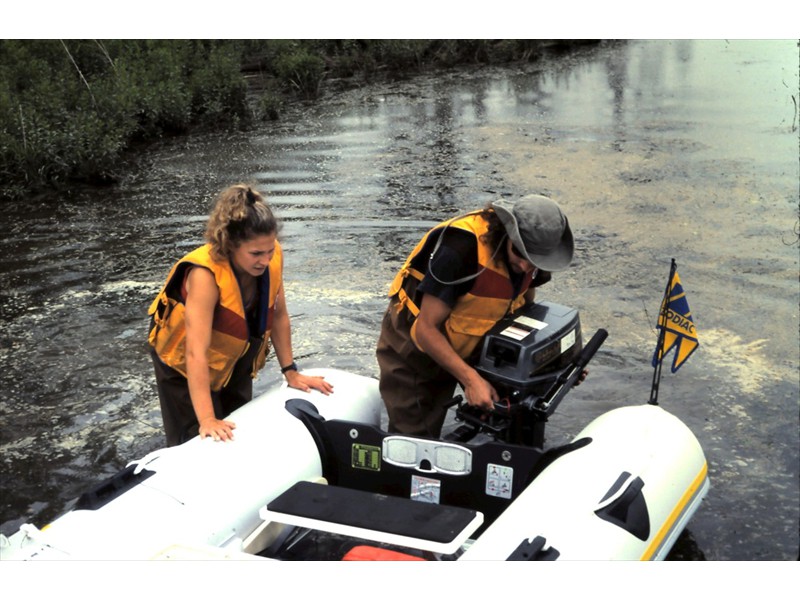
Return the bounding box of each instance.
[0,39,600,199]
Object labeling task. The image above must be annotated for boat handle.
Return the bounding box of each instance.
[594,472,640,511]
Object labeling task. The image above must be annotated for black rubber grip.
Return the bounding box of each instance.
[577,328,608,368]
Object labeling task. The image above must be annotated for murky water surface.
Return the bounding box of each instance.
[1,40,797,560]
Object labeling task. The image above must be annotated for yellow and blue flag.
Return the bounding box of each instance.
[652,267,699,373]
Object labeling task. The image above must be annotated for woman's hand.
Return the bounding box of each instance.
[574,368,589,386]
[198,417,237,442]
[415,294,497,412]
[462,371,499,411]
[285,370,334,395]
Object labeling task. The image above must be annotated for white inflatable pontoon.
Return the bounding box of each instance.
[1,302,709,561]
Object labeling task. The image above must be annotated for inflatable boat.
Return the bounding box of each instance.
[0,302,709,561]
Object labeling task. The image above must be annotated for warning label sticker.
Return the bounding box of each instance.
[486,463,514,499]
[411,475,441,504]
[352,444,381,471]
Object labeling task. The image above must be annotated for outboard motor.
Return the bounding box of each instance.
[448,301,607,448]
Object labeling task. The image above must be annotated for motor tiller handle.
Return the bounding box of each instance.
[577,328,608,370]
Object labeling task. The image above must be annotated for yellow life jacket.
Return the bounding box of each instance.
[388,211,532,360]
[148,243,283,391]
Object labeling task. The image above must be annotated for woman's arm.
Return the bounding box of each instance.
[184,267,237,441]
[414,294,498,411]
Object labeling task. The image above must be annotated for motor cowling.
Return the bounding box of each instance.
[475,301,583,400]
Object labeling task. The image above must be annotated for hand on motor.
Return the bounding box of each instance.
[463,374,499,411]
[573,368,589,387]
[285,370,334,395]
[199,417,236,442]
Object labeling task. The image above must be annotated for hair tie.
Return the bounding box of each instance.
[245,188,257,206]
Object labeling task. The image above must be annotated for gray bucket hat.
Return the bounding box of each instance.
[492,195,574,271]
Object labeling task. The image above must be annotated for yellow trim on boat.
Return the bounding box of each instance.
[640,461,708,560]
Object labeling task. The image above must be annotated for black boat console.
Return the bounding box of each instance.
[268,302,606,559]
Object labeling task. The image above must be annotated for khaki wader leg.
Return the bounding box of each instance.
[376,299,458,438]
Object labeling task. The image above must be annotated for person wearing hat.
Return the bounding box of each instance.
[376,194,575,438]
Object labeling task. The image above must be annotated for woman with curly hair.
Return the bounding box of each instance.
[148,183,332,446]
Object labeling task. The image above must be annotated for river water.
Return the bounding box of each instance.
[1,39,797,560]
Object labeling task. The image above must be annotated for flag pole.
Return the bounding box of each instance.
[649,258,677,406]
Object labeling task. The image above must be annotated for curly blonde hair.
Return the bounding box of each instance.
[205,184,279,261]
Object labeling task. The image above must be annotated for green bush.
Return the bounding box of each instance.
[187,42,248,123]
[257,88,283,122]
[0,40,249,197]
[1,39,587,198]
[273,44,326,100]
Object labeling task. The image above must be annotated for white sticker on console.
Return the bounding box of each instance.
[486,463,514,499]
[500,316,547,340]
[560,328,577,353]
[411,475,441,504]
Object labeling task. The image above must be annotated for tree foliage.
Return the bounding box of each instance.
[0,40,249,196]
[1,39,584,198]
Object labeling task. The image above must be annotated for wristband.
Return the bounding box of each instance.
[281,361,298,374]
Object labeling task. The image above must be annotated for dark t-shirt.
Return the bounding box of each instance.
[414,227,551,307]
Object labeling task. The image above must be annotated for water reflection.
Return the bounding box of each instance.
[1,40,797,561]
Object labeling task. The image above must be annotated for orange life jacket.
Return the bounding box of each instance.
[148,243,283,391]
[388,212,532,360]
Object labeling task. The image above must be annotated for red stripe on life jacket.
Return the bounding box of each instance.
[470,265,515,299]
[213,304,248,340]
